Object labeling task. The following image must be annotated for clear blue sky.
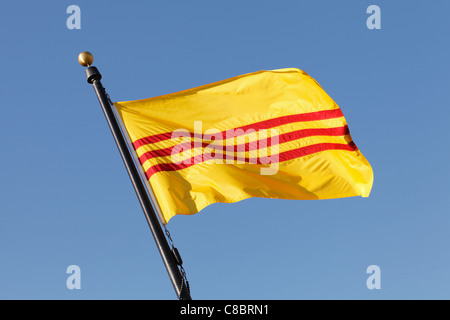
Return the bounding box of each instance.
[1,0,449,300]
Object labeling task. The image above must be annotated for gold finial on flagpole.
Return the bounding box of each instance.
[78,51,94,67]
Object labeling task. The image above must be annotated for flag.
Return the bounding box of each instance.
[114,68,373,224]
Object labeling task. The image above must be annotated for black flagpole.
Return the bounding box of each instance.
[78,52,191,300]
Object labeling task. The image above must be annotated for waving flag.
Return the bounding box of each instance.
[114,68,373,224]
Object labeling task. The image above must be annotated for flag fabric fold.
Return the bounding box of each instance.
[114,68,373,224]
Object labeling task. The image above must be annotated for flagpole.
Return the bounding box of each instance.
[78,52,191,300]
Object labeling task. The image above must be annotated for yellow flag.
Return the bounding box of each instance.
[114,68,373,224]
